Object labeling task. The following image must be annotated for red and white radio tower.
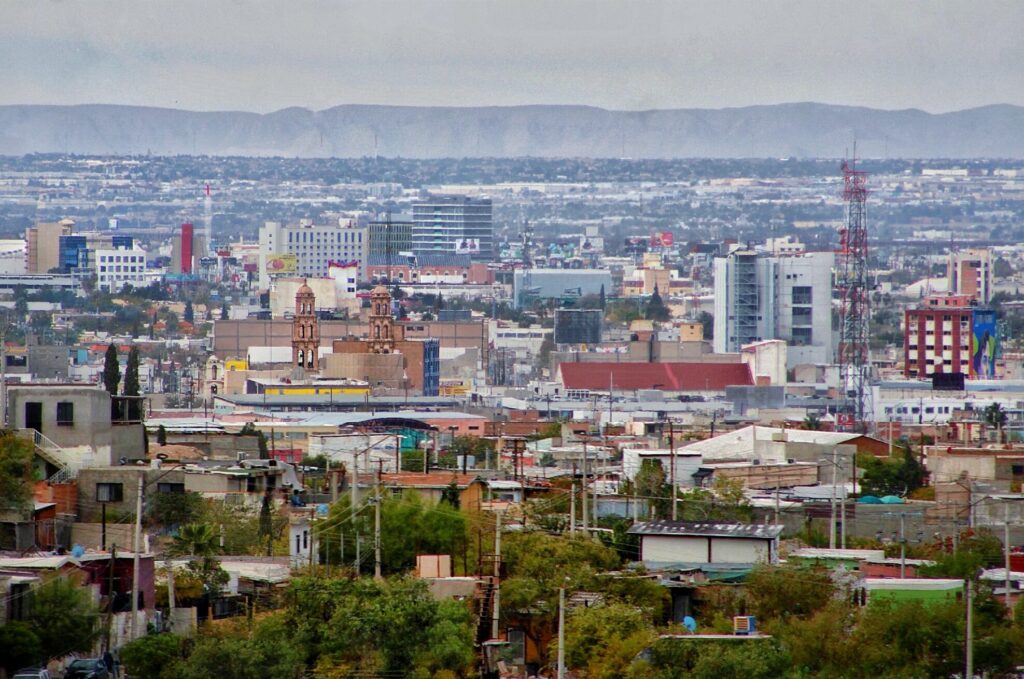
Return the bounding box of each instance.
[837,157,872,432]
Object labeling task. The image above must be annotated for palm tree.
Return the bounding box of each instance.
[169,523,227,600]
[169,523,220,558]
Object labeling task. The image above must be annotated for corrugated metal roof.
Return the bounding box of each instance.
[627,520,783,539]
[558,362,753,392]
[678,425,864,461]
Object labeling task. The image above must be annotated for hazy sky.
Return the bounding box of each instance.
[2,0,1022,113]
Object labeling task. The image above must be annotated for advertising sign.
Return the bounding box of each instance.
[971,310,998,378]
[266,254,298,273]
[454,238,481,254]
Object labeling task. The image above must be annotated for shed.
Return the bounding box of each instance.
[627,521,783,567]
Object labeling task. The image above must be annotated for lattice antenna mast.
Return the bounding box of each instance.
[837,157,872,432]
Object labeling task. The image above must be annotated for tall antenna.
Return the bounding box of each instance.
[837,151,872,432]
[204,183,213,255]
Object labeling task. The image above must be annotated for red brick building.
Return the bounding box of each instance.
[903,295,974,378]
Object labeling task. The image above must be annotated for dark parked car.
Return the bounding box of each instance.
[63,659,108,679]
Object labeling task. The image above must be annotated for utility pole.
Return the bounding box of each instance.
[351,451,359,522]
[607,374,613,440]
[0,313,7,428]
[829,447,838,550]
[556,587,566,679]
[965,576,974,679]
[669,420,677,521]
[105,545,117,651]
[491,511,502,640]
[581,439,588,533]
[374,461,382,580]
[1005,502,1012,609]
[899,512,906,578]
[129,470,144,641]
[841,452,848,549]
[569,479,576,536]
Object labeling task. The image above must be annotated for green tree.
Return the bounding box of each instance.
[500,531,622,665]
[124,345,141,420]
[148,490,203,529]
[644,285,670,322]
[801,412,822,430]
[859,447,925,497]
[696,310,714,340]
[0,621,43,674]
[157,424,167,446]
[745,564,836,622]
[440,480,461,509]
[175,615,304,679]
[286,576,475,678]
[220,303,229,320]
[984,402,1008,442]
[119,633,183,679]
[0,429,35,511]
[558,603,656,679]
[183,300,195,324]
[26,577,101,661]
[599,283,607,310]
[102,342,121,396]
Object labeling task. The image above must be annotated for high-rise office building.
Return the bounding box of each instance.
[368,215,414,256]
[713,250,834,367]
[412,196,493,260]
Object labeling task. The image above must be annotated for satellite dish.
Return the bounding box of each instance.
[682,616,697,633]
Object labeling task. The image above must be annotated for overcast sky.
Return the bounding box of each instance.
[2,0,1022,113]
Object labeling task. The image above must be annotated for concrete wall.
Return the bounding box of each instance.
[72,522,136,550]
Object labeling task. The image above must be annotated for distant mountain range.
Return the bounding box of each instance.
[1,102,1022,158]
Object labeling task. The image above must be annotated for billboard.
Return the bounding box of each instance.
[554,308,603,345]
[454,238,481,254]
[971,309,998,378]
[266,254,298,274]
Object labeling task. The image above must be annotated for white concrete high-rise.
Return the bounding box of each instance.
[258,219,367,288]
[713,250,834,368]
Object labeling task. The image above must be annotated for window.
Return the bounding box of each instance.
[792,286,812,305]
[792,307,813,325]
[56,401,74,426]
[96,482,124,503]
[791,327,813,345]
[157,482,185,493]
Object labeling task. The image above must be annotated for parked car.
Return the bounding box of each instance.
[62,659,108,679]
[12,669,52,679]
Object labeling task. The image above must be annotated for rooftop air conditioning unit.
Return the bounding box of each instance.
[733,616,757,635]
